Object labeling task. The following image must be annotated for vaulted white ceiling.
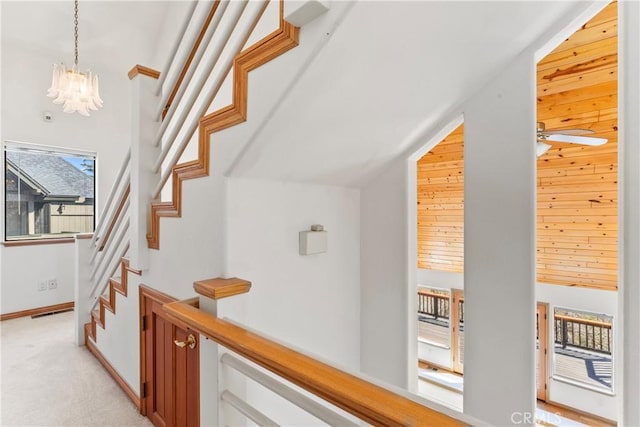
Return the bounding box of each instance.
[1,1,178,77]
[227,1,596,187]
[2,1,599,190]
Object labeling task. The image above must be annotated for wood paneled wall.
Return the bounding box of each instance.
[536,2,617,290]
[417,2,618,290]
[417,125,464,273]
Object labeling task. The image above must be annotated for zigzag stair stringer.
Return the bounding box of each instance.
[146,13,299,249]
[85,258,142,343]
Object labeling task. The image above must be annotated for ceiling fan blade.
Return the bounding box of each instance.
[536,141,552,157]
[543,134,608,146]
[540,128,594,136]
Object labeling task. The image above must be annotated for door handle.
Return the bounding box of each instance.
[174,334,197,349]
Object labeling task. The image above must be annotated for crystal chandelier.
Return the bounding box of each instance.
[47,0,102,116]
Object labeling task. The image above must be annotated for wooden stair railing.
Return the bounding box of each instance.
[163,299,466,426]
[146,1,299,249]
[86,258,142,342]
[160,1,220,120]
[98,185,130,252]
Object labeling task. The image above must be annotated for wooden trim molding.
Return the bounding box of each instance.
[2,238,75,247]
[128,65,161,80]
[85,326,140,409]
[87,257,142,342]
[161,1,220,120]
[147,1,299,249]
[164,302,465,427]
[537,302,549,402]
[193,278,251,300]
[76,233,94,240]
[139,283,178,306]
[0,302,74,321]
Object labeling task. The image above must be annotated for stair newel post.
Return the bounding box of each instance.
[128,65,161,271]
[196,295,222,426]
[190,278,252,427]
[74,233,94,345]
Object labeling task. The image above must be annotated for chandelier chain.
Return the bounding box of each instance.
[74,0,79,66]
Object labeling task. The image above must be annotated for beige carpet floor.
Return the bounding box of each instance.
[0,310,153,427]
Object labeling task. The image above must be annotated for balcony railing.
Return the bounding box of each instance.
[418,289,450,321]
[554,314,612,354]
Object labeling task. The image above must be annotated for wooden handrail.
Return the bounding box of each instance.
[554,314,612,328]
[554,313,612,354]
[161,1,220,120]
[417,289,450,320]
[163,301,466,427]
[418,289,449,299]
[90,148,130,249]
[99,185,130,251]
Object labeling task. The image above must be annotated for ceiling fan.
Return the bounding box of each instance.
[536,121,607,157]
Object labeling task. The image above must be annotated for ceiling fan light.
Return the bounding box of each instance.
[536,141,552,157]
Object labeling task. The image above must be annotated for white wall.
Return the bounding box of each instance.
[223,177,361,425]
[0,0,184,315]
[0,37,131,315]
[418,379,463,413]
[463,52,537,425]
[619,1,640,424]
[94,274,145,396]
[93,158,364,422]
[0,243,75,313]
[148,1,195,75]
[225,177,361,369]
[360,158,411,388]
[143,138,234,300]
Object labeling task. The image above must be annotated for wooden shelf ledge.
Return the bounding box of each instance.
[193,278,251,300]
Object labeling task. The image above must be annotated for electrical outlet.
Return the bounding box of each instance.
[48,279,58,290]
[38,281,47,291]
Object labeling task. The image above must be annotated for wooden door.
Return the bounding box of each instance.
[140,285,199,427]
[536,302,548,401]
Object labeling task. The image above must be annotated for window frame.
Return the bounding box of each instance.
[551,306,615,394]
[3,140,97,244]
[417,285,452,349]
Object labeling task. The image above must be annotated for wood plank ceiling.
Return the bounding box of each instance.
[417,1,618,290]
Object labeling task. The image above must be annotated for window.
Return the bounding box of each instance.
[417,286,451,348]
[553,307,613,392]
[416,287,464,373]
[4,142,96,241]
